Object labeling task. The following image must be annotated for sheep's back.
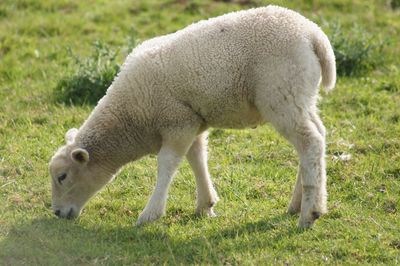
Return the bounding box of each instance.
[124,6,322,128]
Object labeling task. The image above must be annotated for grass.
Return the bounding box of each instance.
[327,22,386,77]
[54,41,120,105]
[0,0,399,264]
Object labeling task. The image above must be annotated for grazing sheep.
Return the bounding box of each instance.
[49,5,336,228]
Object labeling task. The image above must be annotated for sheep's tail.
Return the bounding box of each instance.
[312,30,336,92]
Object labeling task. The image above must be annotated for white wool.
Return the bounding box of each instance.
[50,6,336,228]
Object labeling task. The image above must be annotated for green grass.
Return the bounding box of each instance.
[0,0,399,264]
[328,22,386,77]
[54,41,121,105]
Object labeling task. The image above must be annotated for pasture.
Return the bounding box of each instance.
[0,0,399,264]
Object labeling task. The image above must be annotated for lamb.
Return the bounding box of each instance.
[49,5,336,228]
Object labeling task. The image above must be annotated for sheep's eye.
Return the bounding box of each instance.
[57,173,67,184]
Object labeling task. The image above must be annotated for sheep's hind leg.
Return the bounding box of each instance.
[288,111,327,216]
[137,130,197,225]
[256,96,327,228]
[288,171,302,215]
[186,131,219,217]
[283,117,327,228]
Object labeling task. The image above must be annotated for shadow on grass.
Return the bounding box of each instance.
[0,213,303,264]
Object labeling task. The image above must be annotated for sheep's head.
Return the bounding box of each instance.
[49,128,112,219]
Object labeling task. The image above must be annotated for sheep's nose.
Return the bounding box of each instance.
[54,210,61,217]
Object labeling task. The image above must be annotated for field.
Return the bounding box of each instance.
[1,0,399,264]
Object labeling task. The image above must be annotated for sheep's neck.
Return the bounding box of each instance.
[75,95,157,172]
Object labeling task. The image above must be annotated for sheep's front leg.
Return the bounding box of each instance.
[137,126,199,225]
[137,146,185,225]
[186,132,219,216]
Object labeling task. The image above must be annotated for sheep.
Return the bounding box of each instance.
[49,5,336,228]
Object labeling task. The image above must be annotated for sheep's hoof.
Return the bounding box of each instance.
[298,219,314,229]
[137,208,164,226]
[195,207,217,217]
[196,198,218,217]
[298,211,323,228]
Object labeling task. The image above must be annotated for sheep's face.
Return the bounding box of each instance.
[49,129,112,219]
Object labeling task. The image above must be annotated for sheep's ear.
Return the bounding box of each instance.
[71,148,89,164]
[65,128,78,144]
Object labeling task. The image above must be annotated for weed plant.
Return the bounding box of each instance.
[54,41,120,105]
[328,23,384,77]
